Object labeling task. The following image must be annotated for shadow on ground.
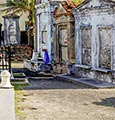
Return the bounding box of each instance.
[12,68,94,90]
[93,97,115,108]
[23,77,94,90]
[12,68,54,77]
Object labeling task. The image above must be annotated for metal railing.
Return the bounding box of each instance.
[0,45,11,73]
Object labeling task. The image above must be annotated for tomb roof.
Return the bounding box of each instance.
[54,0,84,17]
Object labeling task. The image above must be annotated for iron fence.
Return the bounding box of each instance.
[0,45,11,73]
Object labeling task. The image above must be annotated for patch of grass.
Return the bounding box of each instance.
[12,79,25,82]
[14,84,29,120]
[13,73,26,78]
[13,73,24,76]
[14,84,29,90]
[15,90,27,120]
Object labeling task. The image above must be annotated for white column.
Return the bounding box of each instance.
[0,70,15,120]
[31,14,40,61]
[36,15,40,52]
[112,21,115,70]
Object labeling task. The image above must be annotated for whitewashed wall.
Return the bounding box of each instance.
[73,0,115,82]
[35,1,58,63]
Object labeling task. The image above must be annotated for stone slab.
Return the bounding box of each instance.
[57,74,115,89]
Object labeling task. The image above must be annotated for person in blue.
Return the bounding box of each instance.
[40,49,53,72]
[44,50,49,64]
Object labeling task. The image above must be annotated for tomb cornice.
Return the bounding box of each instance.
[73,7,115,17]
[35,5,50,15]
[73,5,115,17]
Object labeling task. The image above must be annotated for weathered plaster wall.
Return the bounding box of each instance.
[35,3,50,56]
[35,1,58,63]
[0,0,28,31]
[54,13,75,73]
[74,0,115,82]
[4,16,20,45]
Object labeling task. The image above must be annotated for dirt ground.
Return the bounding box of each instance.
[16,78,115,120]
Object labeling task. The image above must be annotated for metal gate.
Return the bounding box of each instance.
[0,45,11,72]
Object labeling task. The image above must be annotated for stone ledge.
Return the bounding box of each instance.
[11,78,29,85]
[92,68,112,73]
[57,74,115,89]
[75,64,91,69]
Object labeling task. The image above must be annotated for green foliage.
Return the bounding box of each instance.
[69,0,84,5]
[14,84,29,90]
[73,0,84,4]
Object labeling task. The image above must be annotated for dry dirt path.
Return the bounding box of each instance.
[16,78,115,120]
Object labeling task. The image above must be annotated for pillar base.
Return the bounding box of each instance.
[24,50,44,72]
[31,50,38,61]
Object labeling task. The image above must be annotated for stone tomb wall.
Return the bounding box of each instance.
[75,25,114,82]
[81,27,92,66]
[74,1,115,83]
[99,27,111,69]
